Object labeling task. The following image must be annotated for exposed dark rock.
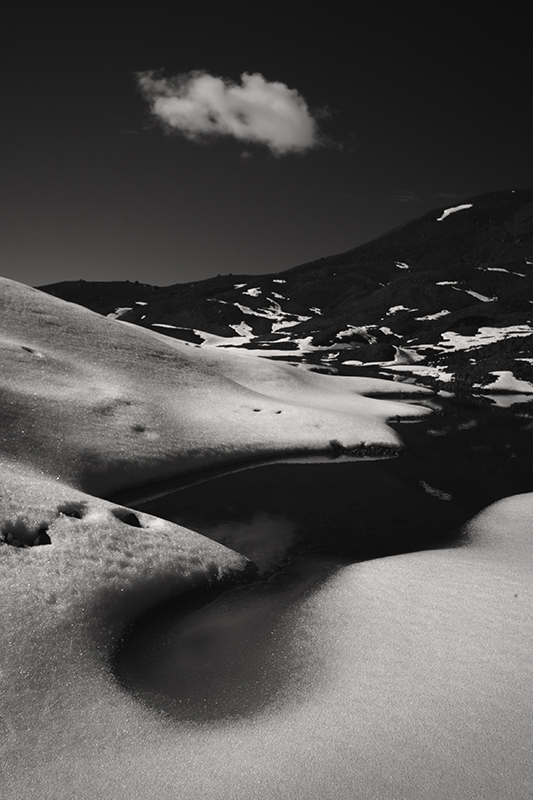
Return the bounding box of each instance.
[38,189,533,393]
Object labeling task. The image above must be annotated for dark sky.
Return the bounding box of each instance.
[3,5,531,287]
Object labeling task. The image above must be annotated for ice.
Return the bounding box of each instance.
[272,279,286,283]
[436,280,458,285]
[152,322,179,329]
[234,283,247,289]
[436,203,473,221]
[242,287,261,297]
[395,261,409,269]
[135,301,147,305]
[310,306,322,314]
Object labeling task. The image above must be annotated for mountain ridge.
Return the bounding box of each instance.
[39,188,533,395]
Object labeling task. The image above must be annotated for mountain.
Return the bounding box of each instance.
[40,188,533,394]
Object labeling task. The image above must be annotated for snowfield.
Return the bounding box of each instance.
[1,276,533,799]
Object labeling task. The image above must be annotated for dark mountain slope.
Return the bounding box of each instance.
[39,189,533,394]
[290,188,533,276]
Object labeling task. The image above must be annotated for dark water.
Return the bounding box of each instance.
[113,393,533,722]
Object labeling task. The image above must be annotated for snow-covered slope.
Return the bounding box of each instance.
[0,278,433,494]
[0,276,439,798]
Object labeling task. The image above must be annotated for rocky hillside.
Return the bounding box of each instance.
[40,188,533,394]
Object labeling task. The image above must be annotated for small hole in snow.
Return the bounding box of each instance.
[33,527,52,546]
[0,519,51,547]
[58,501,87,519]
[111,508,142,527]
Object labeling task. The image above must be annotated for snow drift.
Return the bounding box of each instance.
[0,276,441,798]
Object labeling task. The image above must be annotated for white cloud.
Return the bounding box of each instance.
[136,70,321,155]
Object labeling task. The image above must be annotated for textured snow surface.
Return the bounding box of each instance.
[0,277,433,495]
[4,491,533,800]
[0,277,441,798]
[1,277,533,798]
